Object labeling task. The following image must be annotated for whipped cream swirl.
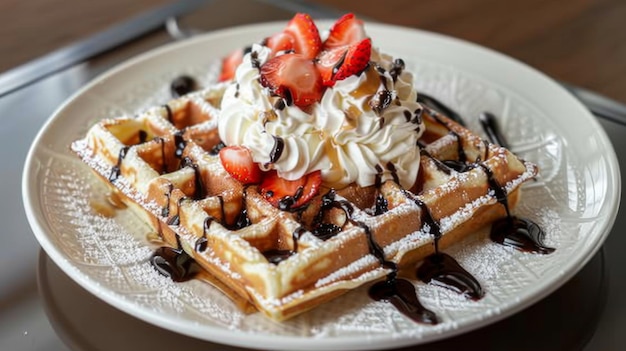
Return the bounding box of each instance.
[218,44,425,189]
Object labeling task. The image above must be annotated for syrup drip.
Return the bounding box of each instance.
[491,217,555,254]
[269,135,284,163]
[224,188,252,231]
[273,98,286,111]
[173,130,186,158]
[417,253,484,300]
[138,130,148,143]
[363,216,439,325]
[303,190,440,324]
[277,187,304,211]
[369,64,393,114]
[209,141,225,155]
[250,51,261,69]
[170,75,198,98]
[428,114,554,254]
[155,137,167,174]
[374,165,388,215]
[388,58,405,83]
[181,156,206,200]
[416,94,465,126]
[195,216,214,252]
[161,183,173,217]
[479,112,509,148]
[262,227,306,264]
[162,104,173,123]
[166,197,186,226]
[108,146,129,182]
[406,194,484,302]
[369,278,439,324]
[150,246,197,282]
[479,164,555,254]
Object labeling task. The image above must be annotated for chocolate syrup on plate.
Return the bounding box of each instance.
[150,246,197,282]
[170,75,198,98]
[417,93,465,126]
[479,111,509,148]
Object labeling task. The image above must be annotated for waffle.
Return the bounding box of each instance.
[71,82,537,321]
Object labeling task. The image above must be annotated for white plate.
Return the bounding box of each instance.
[23,21,620,350]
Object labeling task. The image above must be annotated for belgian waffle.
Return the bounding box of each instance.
[71,82,537,321]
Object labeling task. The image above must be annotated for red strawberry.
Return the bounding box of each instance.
[219,48,244,82]
[316,38,372,86]
[265,31,295,57]
[323,13,367,49]
[259,53,323,108]
[284,13,322,59]
[260,170,322,210]
[219,146,263,184]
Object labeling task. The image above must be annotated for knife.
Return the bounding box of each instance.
[0,0,210,98]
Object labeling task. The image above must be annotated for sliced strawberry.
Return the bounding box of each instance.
[316,38,372,86]
[264,31,295,57]
[260,170,322,210]
[219,146,263,184]
[259,53,323,108]
[284,13,322,59]
[219,48,244,82]
[323,13,367,50]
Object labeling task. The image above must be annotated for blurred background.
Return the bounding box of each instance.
[1,0,625,102]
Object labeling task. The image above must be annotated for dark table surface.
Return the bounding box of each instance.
[0,1,624,350]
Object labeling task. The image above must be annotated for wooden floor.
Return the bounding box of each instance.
[1,0,625,103]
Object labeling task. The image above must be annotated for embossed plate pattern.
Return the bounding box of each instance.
[22,21,620,350]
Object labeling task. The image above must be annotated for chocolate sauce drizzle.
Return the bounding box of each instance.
[170,75,198,98]
[181,156,207,200]
[161,183,173,217]
[369,64,393,115]
[162,104,173,123]
[150,247,197,282]
[269,135,284,163]
[173,130,186,158]
[108,146,129,182]
[479,111,509,148]
[389,58,405,83]
[479,164,555,254]
[416,93,465,126]
[427,115,554,254]
[374,165,388,215]
[262,227,306,264]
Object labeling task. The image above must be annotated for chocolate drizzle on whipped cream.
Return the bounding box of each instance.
[369,63,393,115]
[269,135,285,163]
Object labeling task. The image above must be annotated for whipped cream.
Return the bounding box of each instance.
[218,44,425,189]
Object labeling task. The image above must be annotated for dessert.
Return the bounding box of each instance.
[71,13,552,322]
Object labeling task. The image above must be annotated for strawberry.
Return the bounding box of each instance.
[264,31,295,57]
[316,38,372,86]
[219,48,244,82]
[260,170,322,210]
[284,13,322,59]
[219,146,263,184]
[259,53,323,108]
[323,13,367,49]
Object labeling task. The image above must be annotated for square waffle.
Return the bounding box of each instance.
[71,82,537,321]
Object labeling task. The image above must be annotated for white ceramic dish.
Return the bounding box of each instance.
[23,20,620,350]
